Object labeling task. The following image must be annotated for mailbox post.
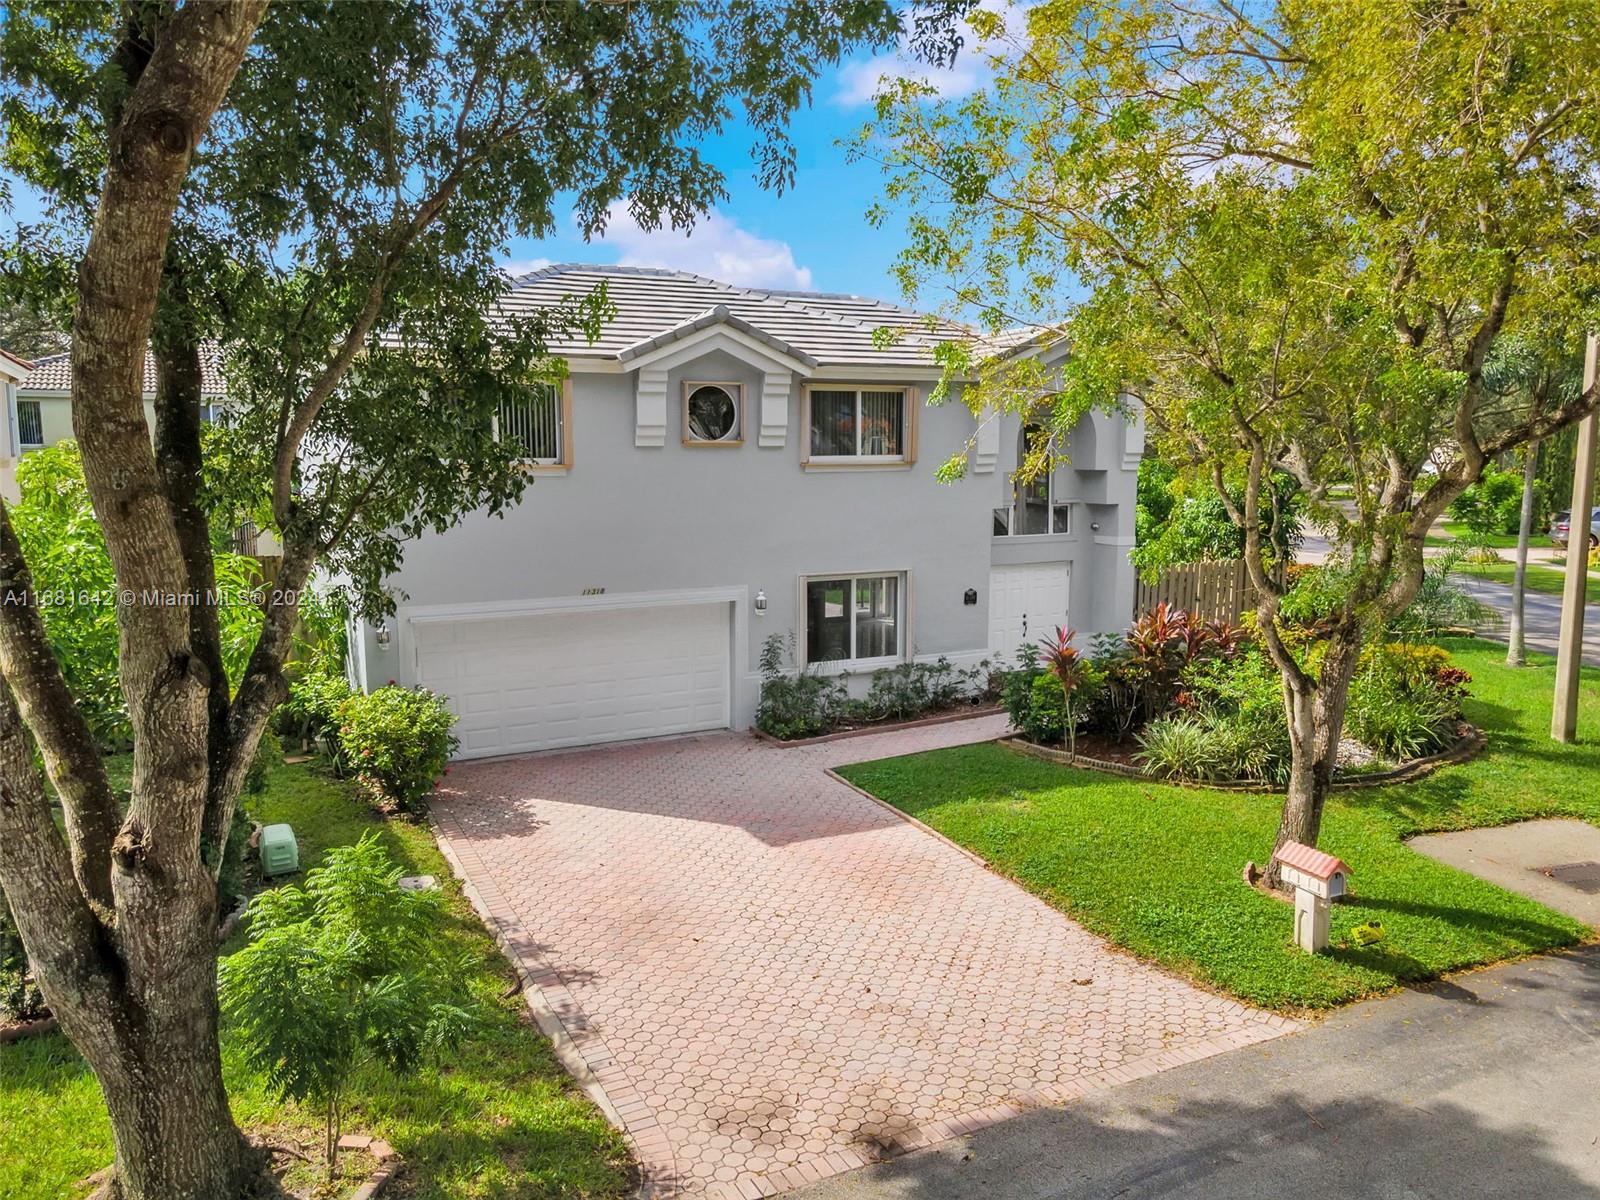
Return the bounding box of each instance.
[1272,841,1350,953]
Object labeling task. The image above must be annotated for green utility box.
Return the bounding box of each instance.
[259,823,299,877]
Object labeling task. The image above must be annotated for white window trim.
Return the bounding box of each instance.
[801,570,908,672]
[803,385,913,465]
[15,398,44,449]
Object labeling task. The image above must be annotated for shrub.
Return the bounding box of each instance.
[1037,626,1104,754]
[220,835,476,1177]
[280,667,356,755]
[1180,650,1293,783]
[755,633,849,739]
[1387,548,1498,637]
[1449,464,1547,538]
[1346,690,1456,760]
[1023,672,1067,745]
[998,641,1044,731]
[336,686,459,814]
[1,893,46,1023]
[854,657,983,723]
[1134,715,1218,780]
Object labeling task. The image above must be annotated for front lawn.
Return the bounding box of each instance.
[1425,519,1553,550]
[838,638,1597,1011]
[1464,560,1600,604]
[0,762,632,1200]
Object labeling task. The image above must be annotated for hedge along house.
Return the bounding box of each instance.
[349,265,1145,760]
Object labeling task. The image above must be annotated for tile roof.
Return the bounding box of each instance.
[495,263,962,368]
[0,347,37,381]
[21,344,229,397]
[1272,840,1349,880]
[13,266,1032,400]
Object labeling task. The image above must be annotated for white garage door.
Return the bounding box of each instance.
[989,563,1071,662]
[413,602,730,759]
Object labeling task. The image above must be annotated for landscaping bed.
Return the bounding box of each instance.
[837,638,1597,1012]
[1002,605,1476,790]
[0,759,632,1200]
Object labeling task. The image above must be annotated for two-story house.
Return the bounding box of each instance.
[348,265,1143,758]
[3,266,1142,759]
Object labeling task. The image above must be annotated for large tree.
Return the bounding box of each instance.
[0,3,970,1197]
[863,0,1600,882]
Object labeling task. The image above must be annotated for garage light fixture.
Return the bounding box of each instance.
[375,622,392,650]
[754,590,767,616]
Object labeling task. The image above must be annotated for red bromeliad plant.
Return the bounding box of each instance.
[1039,626,1091,756]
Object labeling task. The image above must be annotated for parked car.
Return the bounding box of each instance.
[1550,507,1600,550]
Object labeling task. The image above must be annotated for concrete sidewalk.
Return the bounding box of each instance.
[788,948,1600,1200]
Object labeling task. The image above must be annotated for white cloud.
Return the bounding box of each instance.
[498,257,553,280]
[833,1,1027,107]
[592,203,813,291]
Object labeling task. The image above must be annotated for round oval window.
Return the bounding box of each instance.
[687,385,738,442]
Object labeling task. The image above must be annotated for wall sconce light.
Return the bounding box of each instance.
[1090,522,1102,532]
[375,622,392,650]
[754,589,768,616]
[963,588,978,606]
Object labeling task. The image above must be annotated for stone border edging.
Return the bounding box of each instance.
[752,704,1003,748]
[0,1015,57,1044]
[336,1134,401,1200]
[1000,723,1485,793]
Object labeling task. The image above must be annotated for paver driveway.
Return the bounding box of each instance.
[432,716,1295,1199]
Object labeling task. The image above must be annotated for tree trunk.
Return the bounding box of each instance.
[1264,630,1360,889]
[73,969,262,1200]
[1508,440,1540,666]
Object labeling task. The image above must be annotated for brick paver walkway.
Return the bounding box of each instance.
[433,716,1296,1199]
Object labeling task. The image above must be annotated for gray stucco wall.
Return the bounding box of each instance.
[361,346,1140,729]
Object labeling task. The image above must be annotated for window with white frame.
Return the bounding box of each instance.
[15,399,43,448]
[495,382,563,463]
[994,422,1070,535]
[804,574,901,665]
[808,387,907,461]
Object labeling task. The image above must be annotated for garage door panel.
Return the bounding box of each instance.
[414,601,730,759]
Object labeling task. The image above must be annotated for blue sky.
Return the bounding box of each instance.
[500,21,1008,306]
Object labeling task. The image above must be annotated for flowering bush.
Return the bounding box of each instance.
[336,686,459,814]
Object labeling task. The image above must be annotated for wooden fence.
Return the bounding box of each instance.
[1134,558,1260,625]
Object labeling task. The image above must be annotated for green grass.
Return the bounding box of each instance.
[1424,520,1553,550]
[1,762,631,1200]
[1463,560,1600,604]
[838,639,1598,1012]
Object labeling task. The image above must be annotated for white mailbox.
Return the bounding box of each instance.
[1272,841,1350,953]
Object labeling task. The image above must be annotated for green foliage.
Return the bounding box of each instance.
[755,633,850,740]
[1133,716,1217,781]
[1022,672,1067,746]
[220,835,476,1172]
[853,657,983,723]
[1449,466,1548,541]
[1,893,46,1023]
[280,668,356,759]
[1132,459,1303,577]
[335,688,458,815]
[755,633,985,739]
[1387,548,1500,638]
[1345,641,1467,759]
[8,441,265,745]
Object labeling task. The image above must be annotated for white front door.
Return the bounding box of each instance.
[989,563,1071,662]
[413,602,731,759]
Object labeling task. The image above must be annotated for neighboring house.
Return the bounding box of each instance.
[349,265,1144,759]
[0,347,38,499]
[0,345,229,502]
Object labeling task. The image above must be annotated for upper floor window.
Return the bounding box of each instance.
[495,381,566,466]
[807,387,907,462]
[994,422,1071,535]
[15,399,43,448]
[684,382,742,445]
